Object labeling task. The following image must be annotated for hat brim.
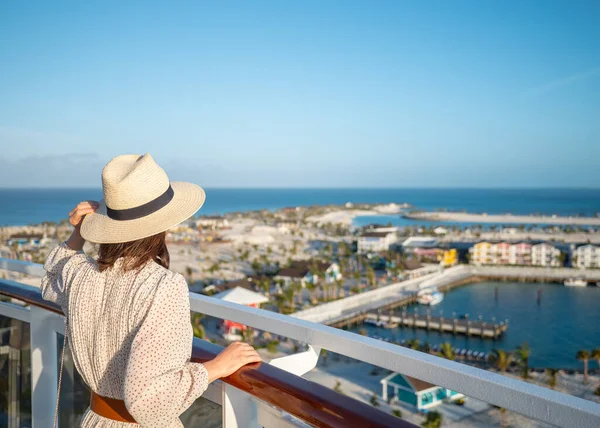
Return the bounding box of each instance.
[80,182,205,244]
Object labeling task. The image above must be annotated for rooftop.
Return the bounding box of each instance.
[277,260,331,278]
[213,286,269,305]
[360,231,395,238]
[402,236,438,248]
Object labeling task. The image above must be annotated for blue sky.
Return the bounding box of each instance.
[0,1,598,188]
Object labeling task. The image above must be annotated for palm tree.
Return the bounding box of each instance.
[490,349,513,374]
[591,348,600,374]
[407,339,420,350]
[545,368,559,390]
[366,266,376,289]
[290,281,303,307]
[438,342,455,361]
[577,349,590,384]
[421,411,442,428]
[516,342,530,379]
[334,279,343,301]
[283,286,296,312]
[353,272,361,289]
[258,277,271,297]
[306,281,317,304]
[190,313,205,339]
[489,349,513,427]
[369,393,379,407]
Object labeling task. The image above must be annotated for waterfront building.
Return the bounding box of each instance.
[214,286,269,340]
[531,243,562,267]
[491,242,511,265]
[442,249,458,266]
[402,259,440,279]
[380,373,463,411]
[275,260,342,287]
[470,241,535,266]
[572,244,600,269]
[413,247,444,263]
[357,230,397,254]
[470,241,493,265]
[509,242,532,266]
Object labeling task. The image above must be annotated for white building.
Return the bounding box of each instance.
[573,244,600,269]
[531,243,562,267]
[433,227,448,235]
[401,236,438,250]
[195,216,229,229]
[357,231,397,254]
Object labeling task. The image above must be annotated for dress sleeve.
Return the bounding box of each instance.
[123,273,209,427]
[40,242,94,309]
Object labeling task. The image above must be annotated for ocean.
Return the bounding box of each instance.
[1,188,599,226]
[352,281,600,369]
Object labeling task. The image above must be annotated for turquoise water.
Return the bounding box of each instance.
[355,281,600,369]
[1,188,599,226]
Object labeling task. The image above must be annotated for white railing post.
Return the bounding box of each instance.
[222,385,259,428]
[30,306,59,428]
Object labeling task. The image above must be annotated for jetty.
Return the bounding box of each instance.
[366,310,508,338]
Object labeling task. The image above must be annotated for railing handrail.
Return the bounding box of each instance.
[0,276,411,428]
[2,257,600,428]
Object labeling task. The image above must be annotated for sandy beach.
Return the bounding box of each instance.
[306,209,379,226]
[306,204,406,226]
[405,212,600,226]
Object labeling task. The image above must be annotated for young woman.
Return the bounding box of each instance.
[41,153,261,427]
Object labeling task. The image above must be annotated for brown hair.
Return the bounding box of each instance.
[97,232,170,272]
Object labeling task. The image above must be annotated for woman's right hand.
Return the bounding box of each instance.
[204,342,262,383]
[69,200,99,228]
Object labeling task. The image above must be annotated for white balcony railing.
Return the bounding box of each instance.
[1,257,600,428]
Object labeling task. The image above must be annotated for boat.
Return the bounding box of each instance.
[364,318,386,327]
[416,287,444,305]
[564,278,587,287]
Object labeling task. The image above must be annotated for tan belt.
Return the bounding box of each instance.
[90,392,137,424]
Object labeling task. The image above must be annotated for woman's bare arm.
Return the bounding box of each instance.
[65,201,99,251]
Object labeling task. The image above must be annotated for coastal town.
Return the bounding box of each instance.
[1,202,600,427]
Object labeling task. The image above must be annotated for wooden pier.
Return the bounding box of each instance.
[365,310,508,339]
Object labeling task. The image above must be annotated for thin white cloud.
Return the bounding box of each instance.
[523,66,600,98]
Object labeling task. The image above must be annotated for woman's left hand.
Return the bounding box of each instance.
[69,201,99,229]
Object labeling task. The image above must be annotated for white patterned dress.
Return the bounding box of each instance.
[41,243,209,427]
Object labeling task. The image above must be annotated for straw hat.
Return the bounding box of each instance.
[80,153,205,244]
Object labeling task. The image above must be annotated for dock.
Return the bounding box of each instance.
[365,310,508,338]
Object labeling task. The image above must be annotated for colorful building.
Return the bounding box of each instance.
[442,249,458,266]
[380,373,463,410]
[509,242,532,266]
[470,241,493,265]
[214,287,269,341]
[470,241,554,266]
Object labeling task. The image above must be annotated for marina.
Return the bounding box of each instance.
[354,280,600,369]
[365,310,507,338]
